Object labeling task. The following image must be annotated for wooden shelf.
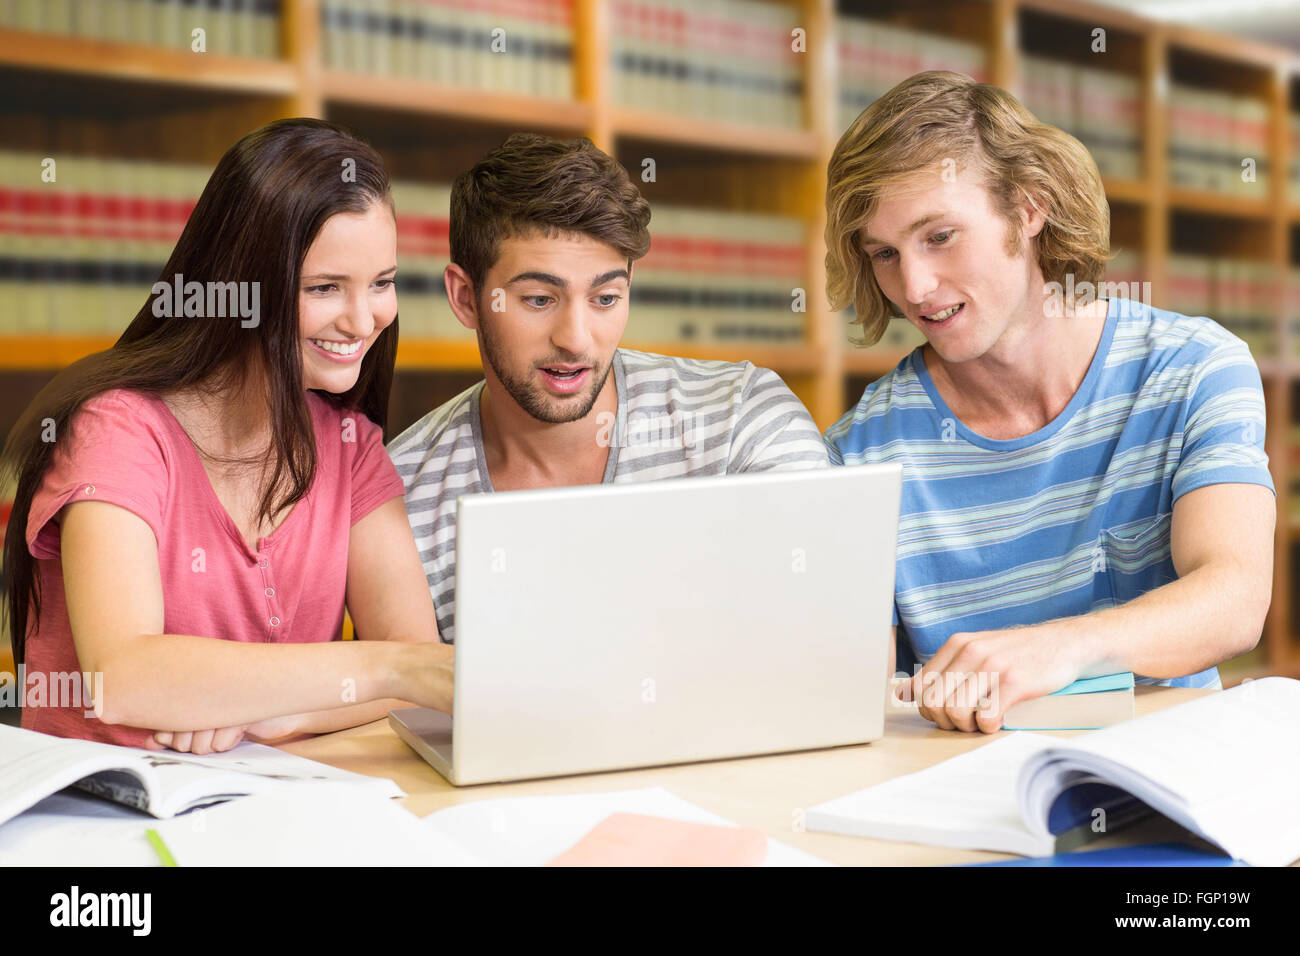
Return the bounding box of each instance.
[395,338,482,370]
[0,336,818,375]
[611,106,820,160]
[0,27,296,95]
[1017,0,1151,33]
[322,71,592,133]
[1168,188,1276,220]
[1103,177,1152,205]
[0,336,116,369]
[1164,22,1293,72]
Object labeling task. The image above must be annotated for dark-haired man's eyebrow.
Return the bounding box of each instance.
[589,269,629,287]
[860,213,944,248]
[302,265,397,281]
[507,271,567,288]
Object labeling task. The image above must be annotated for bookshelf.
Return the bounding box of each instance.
[0,0,1299,681]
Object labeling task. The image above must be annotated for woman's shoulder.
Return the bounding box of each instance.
[69,388,172,442]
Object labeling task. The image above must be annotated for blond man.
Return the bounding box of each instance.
[823,72,1274,733]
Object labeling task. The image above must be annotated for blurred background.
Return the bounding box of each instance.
[1,0,1298,689]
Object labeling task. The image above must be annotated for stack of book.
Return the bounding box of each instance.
[1165,253,1277,358]
[629,205,806,344]
[0,0,281,58]
[1019,57,1141,180]
[390,179,466,339]
[1168,85,1271,197]
[836,18,987,135]
[611,0,804,129]
[0,150,207,336]
[321,0,574,99]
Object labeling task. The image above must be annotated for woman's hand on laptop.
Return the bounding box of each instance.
[907,626,1084,734]
[390,640,455,715]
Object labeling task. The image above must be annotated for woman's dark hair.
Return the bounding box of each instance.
[2,117,396,664]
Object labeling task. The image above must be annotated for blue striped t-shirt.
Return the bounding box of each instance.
[824,298,1275,688]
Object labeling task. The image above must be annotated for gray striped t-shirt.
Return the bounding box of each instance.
[387,348,829,642]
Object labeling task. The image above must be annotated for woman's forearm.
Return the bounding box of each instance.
[266,697,425,740]
[91,634,448,731]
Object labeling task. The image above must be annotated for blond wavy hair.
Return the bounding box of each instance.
[826,71,1111,345]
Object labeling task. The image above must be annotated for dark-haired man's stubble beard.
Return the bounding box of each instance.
[478,313,611,424]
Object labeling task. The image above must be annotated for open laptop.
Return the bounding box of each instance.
[389,463,902,786]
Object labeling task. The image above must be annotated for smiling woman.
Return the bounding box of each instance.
[0,118,452,754]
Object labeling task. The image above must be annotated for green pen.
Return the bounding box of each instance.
[145,829,178,867]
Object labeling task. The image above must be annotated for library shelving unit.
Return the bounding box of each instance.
[1,0,1299,680]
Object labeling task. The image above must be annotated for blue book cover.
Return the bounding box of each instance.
[961,843,1246,867]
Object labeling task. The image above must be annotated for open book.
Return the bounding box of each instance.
[0,724,403,826]
[807,677,1300,866]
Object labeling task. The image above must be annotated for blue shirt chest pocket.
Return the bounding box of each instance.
[1094,513,1176,606]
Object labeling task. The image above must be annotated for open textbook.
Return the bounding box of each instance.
[0,724,403,826]
[807,677,1300,866]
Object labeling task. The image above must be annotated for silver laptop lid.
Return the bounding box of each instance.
[451,464,901,784]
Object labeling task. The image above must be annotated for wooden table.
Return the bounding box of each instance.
[277,685,1211,866]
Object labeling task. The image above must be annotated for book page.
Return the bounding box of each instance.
[805,732,1059,856]
[0,790,160,866]
[153,785,478,866]
[140,742,405,816]
[0,725,157,824]
[1038,678,1299,806]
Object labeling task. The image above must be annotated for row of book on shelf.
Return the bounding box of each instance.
[611,0,803,130]
[1019,57,1140,181]
[6,147,1300,351]
[1165,254,1299,359]
[835,17,987,138]
[8,0,1300,197]
[0,0,280,57]
[0,150,808,344]
[323,0,574,101]
[1168,85,1273,197]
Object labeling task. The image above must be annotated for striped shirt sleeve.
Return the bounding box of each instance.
[728,366,830,472]
[1171,339,1274,502]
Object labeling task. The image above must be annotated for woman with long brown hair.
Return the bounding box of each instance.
[2,118,451,753]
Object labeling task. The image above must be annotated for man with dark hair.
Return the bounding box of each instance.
[388,134,828,643]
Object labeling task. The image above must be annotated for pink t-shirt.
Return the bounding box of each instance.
[22,388,406,746]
